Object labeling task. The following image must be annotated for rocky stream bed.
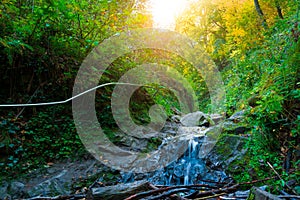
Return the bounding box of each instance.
[1,111,297,200]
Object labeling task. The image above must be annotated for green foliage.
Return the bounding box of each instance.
[228,131,300,193]
[25,106,83,158]
[0,106,84,180]
[0,0,151,180]
[0,116,24,173]
[0,0,145,99]
[220,2,299,188]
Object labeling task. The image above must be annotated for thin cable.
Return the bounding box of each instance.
[0,82,143,107]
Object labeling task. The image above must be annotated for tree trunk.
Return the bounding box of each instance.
[275,0,284,19]
[254,0,268,28]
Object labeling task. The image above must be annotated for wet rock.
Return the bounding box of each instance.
[144,126,228,185]
[205,135,248,170]
[210,113,225,124]
[114,130,149,151]
[221,121,249,135]
[178,126,208,138]
[180,111,214,127]
[226,186,268,199]
[114,120,182,151]
[197,125,223,158]
[228,110,245,122]
[27,170,69,197]
[3,157,111,199]
[170,115,181,123]
[222,121,240,130]
[161,121,180,135]
[248,186,281,200]
[0,182,9,200]
[9,181,26,199]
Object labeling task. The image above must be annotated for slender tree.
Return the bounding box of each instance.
[275,0,284,19]
[254,0,268,28]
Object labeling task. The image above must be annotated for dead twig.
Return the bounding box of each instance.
[146,188,191,200]
[277,195,300,199]
[185,184,239,199]
[267,161,297,195]
[126,176,281,200]
[25,194,86,200]
[194,192,227,200]
[125,184,218,200]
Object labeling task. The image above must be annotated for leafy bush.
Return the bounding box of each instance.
[0,106,84,180]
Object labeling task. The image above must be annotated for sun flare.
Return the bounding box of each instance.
[150,0,190,29]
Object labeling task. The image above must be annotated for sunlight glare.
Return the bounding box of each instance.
[150,0,190,29]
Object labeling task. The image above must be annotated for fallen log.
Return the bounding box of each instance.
[87,180,152,200]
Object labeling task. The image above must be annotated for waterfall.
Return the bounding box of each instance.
[119,121,228,186]
[146,136,209,185]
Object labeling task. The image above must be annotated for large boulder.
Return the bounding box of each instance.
[4,157,117,199]
[27,170,70,197]
[205,134,248,171]
[247,187,281,200]
[180,111,216,127]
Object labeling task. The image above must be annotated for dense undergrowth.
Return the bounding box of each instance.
[0,0,299,193]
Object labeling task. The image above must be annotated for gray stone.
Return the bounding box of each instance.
[0,182,9,200]
[227,186,268,199]
[115,130,149,151]
[27,170,69,197]
[180,111,213,127]
[248,187,281,200]
[222,121,249,135]
[210,113,225,124]
[170,115,181,123]
[228,110,245,122]
[205,135,248,170]
[9,181,25,199]
[177,126,208,138]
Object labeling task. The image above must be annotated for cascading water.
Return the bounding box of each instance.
[120,133,227,186]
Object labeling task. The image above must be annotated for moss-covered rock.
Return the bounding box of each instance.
[205,134,249,172]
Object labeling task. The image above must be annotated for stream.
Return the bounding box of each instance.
[120,135,228,186]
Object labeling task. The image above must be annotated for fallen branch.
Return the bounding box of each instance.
[238,175,277,185]
[148,184,189,200]
[267,161,297,195]
[125,184,219,200]
[127,175,283,200]
[193,192,227,200]
[185,184,239,199]
[25,194,86,200]
[277,195,300,199]
[219,195,248,200]
[145,188,190,200]
[88,180,152,200]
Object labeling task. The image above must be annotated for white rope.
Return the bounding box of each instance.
[0,82,143,107]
